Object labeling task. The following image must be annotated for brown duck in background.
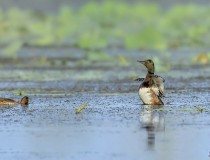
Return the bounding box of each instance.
[137,59,165,105]
[0,96,29,106]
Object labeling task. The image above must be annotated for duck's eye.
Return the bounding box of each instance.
[148,60,152,63]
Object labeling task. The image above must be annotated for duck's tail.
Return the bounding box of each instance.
[20,96,29,105]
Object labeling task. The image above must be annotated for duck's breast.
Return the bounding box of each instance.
[139,87,153,104]
[139,87,163,105]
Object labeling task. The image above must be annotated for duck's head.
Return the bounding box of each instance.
[20,96,29,105]
[137,59,155,74]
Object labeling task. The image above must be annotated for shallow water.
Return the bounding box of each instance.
[0,89,210,160]
[0,47,210,160]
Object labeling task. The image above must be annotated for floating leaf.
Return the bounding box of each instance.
[76,103,88,114]
[193,53,209,64]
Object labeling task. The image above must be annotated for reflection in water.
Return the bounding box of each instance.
[21,104,29,111]
[139,105,165,149]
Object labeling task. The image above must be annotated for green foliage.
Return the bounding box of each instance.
[77,29,108,49]
[0,3,210,54]
[86,51,112,62]
[125,28,167,50]
[3,41,23,57]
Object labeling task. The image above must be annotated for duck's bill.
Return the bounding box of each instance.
[137,60,145,64]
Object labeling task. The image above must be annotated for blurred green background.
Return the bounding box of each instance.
[0,0,210,80]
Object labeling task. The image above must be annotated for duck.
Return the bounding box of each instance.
[0,96,29,106]
[137,59,165,105]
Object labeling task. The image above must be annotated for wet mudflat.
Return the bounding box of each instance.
[0,49,210,160]
[0,90,210,160]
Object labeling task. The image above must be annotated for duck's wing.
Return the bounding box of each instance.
[152,75,165,98]
[134,77,144,82]
[150,88,164,105]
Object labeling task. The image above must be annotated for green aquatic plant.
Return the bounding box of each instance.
[3,41,23,57]
[194,106,205,113]
[86,51,113,62]
[77,30,108,49]
[125,28,167,50]
[15,89,25,96]
[0,3,210,54]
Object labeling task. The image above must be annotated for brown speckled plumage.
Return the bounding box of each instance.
[0,96,29,106]
[137,59,164,105]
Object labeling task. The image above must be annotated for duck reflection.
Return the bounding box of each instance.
[139,105,165,149]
